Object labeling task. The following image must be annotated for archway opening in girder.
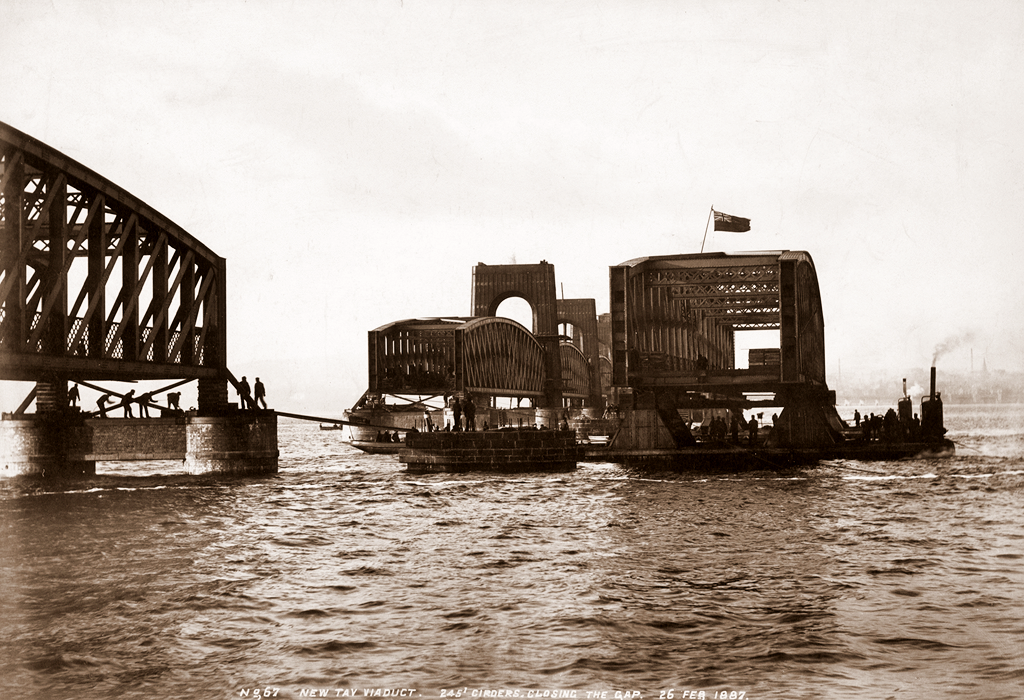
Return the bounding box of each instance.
[733,329,780,369]
[558,320,583,350]
[486,296,537,410]
[495,297,534,332]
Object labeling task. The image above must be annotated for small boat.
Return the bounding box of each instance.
[344,393,443,442]
[347,438,405,455]
[319,424,346,431]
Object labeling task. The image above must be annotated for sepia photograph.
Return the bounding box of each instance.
[1,2,1022,698]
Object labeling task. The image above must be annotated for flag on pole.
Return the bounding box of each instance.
[713,210,750,232]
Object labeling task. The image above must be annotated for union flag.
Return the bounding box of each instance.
[713,210,750,232]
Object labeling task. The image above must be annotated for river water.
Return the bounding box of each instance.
[1,404,1022,700]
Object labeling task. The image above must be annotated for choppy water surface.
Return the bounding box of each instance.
[2,405,1022,700]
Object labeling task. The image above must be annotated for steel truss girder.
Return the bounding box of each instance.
[368,316,592,400]
[462,317,547,396]
[1,121,227,382]
[558,341,589,399]
[646,264,778,286]
[611,253,826,393]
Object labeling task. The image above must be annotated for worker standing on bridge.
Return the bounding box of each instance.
[452,397,462,431]
[238,376,253,409]
[97,393,111,418]
[138,392,152,417]
[68,384,80,408]
[464,395,476,431]
[254,377,267,409]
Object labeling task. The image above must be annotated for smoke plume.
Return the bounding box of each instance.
[932,331,977,365]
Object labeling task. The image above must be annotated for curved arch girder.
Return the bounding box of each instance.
[461,317,546,397]
[559,342,590,399]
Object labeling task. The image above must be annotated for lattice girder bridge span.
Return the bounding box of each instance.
[609,251,841,447]
[1,121,230,412]
[366,316,592,404]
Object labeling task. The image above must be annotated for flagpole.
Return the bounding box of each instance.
[701,206,714,253]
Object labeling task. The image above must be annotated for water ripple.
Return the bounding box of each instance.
[1,408,1022,699]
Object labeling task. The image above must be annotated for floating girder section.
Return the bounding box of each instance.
[367,316,592,401]
[1,121,225,382]
[460,317,546,397]
[368,317,460,395]
[368,317,547,398]
[610,251,827,395]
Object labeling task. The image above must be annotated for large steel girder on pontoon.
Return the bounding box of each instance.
[470,262,563,408]
[460,318,549,398]
[368,317,550,400]
[1,122,226,386]
[609,251,827,398]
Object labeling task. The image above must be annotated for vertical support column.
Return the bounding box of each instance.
[367,330,380,393]
[34,380,67,413]
[151,235,168,362]
[539,333,563,410]
[659,287,669,359]
[1,150,26,350]
[453,326,465,397]
[197,377,229,414]
[121,216,139,361]
[193,253,224,412]
[87,194,107,357]
[179,257,194,365]
[780,260,798,382]
[209,255,227,369]
[43,173,68,357]
[610,265,628,387]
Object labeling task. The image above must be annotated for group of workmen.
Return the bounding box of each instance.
[442,395,477,432]
[699,412,762,447]
[234,376,268,410]
[853,408,921,443]
[66,375,268,417]
[88,388,183,418]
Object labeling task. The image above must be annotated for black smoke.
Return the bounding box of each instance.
[932,331,977,365]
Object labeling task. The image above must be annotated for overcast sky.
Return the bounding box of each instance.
[2,1,1022,412]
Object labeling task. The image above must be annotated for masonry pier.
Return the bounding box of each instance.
[184,412,278,475]
[2,403,279,478]
[0,412,95,478]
